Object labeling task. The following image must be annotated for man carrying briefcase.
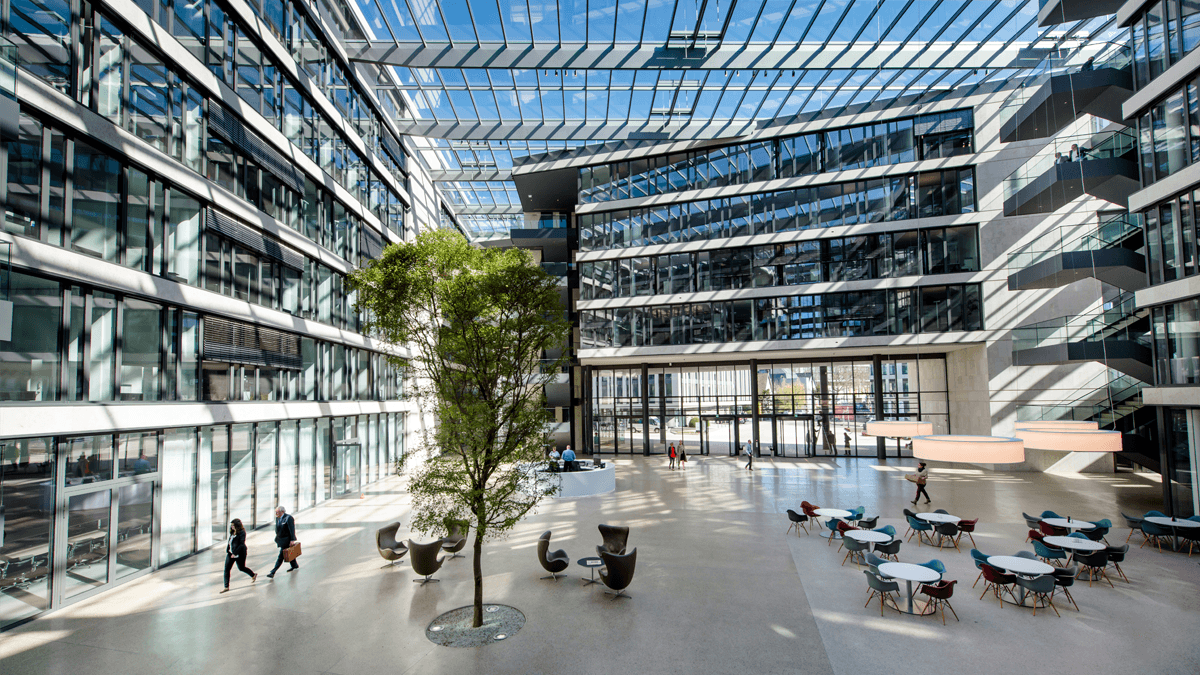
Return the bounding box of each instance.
[267,505,301,578]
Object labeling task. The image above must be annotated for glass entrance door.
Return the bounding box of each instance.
[700,417,738,456]
[60,477,155,602]
[334,442,360,496]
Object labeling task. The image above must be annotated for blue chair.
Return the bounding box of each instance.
[906,516,933,546]
[1040,510,1062,519]
[1032,540,1066,567]
[918,559,946,575]
[1140,520,1171,552]
[1068,532,1088,540]
[873,524,896,537]
[1145,510,1167,518]
[823,518,842,546]
[1081,519,1111,543]
[970,549,989,587]
[846,506,866,524]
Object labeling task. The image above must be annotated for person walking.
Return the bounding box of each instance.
[678,445,687,469]
[910,462,931,505]
[843,429,852,454]
[222,518,256,592]
[743,440,754,471]
[668,443,677,470]
[266,505,299,578]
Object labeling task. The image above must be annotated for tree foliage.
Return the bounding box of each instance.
[348,229,571,627]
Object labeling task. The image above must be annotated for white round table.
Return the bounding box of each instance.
[845,530,891,543]
[814,508,853,539]
[1043,535,1105,563]
[1041,517,1094,531]
[916,512,961,524]
[1145,516,1200,550]
[987,555,1054,608]
[877,562,941,614]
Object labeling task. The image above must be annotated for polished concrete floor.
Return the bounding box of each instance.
[1,455,1196,675]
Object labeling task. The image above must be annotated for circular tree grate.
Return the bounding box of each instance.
[425,605,525,647]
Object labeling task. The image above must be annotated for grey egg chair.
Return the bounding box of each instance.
[408,540,446,585]
[376,522,408,567]
[598,548,636,600]
[597,523,629,557]
[537,531,570,581]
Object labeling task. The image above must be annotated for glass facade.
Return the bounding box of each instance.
[0,414,405,629]
[579,169,976,251]
[588,358,947,457]
[1131,0,1200,89]
[1134,76,1200,187]
[579,225,979,299]
[580,284,983,349]
[579,111,974,203]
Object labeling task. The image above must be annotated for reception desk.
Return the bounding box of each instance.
[552,461,615,498]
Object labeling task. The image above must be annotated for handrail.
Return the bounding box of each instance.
[1007,212,1142,270]
[1012,296,1148,351]
[1016,369,1145,425]
[1003,128,1137,201]
[997,42,1132,127]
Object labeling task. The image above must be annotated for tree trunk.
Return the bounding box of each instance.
[472,529,484,628]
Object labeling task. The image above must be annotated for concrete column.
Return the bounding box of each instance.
[641,362,650,456]
[751,359,760,457]
[873,354,886,461]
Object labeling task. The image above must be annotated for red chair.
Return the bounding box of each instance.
[978,564,1016,607]
[835,520,860,550]
[801,501,819,518]
[1040,521,1067,537]
[920,579,959,624]
[956,518,978,548]
[1027,528,1045,543]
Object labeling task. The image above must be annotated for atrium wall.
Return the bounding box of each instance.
[0,0,429,629]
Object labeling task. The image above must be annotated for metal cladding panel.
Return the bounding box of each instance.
[208,105,305,194]
[203,316,302,370]
[360,225,384,259]
[914,109,974,136]
[206,210,305,271]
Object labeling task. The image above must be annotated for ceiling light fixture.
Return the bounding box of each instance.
[911,435,1025,464]
[1013,421,1122,453]
[864,420,933,439]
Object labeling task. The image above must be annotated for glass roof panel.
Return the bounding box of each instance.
[352,0,1128,240]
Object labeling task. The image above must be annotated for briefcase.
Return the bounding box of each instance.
[283,542,302,562]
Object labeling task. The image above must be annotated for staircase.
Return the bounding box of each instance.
[1007,212,1146,292]
[1011,292,1153,382]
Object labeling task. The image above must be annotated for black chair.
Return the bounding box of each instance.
[598,548,636,600]
[441,521,468,560]
[1105,544,1130,582]
[786,509,809,536]
[934,522,960,551]
[857,515,879,530]
[376,522,408,568]
[874,539,901,561]
[1052,565,1079,611]
[407,540,445,585]
[597,524,629,557]
[1076,549,1113,588]
[537,531,570,581]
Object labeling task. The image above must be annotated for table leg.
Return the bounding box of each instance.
[581,567,601,585]
[904,580,915,614]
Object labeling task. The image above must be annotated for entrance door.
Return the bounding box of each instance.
[700,417,738,456]
[58,478,155,602]
[334,442,360,496]
[774,416,816,457]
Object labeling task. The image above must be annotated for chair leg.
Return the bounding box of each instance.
[966,532,977,548]
[944,599,959,622]
[1112,562,1128,583]
[1061,587,1078,611]
[1100,568,1114,588]
[1046,595,1060,617]
[540,573,564,581]
[865,590,877,608]
[973,570,983,588]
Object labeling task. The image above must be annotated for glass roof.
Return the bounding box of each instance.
[345,0,1129,239]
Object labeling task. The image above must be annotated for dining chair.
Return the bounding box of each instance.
[1121,512,1145,544]
[978,564,1016,607]
[906,516,932,546]
[841,537,870,567]
[1032,540,1066,567]
[919,580,959,624]
[1075,550,1112,588]
[786,509,809,536]
[874,539,901,562]
[1052,565,1079,611]
[1104,544,1129,582]
[1014,574,1060,617]
[956,518,979,548]
[863,570,900,616]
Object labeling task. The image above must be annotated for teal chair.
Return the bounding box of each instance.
[1140,520,1171,552]
[1032,540,1066,566]
[1040,510,1062,519]
[823,518,842,546]
[970,549,989,587]
[1081,519,1111,543]
[846,506,866,524]
[1121,512,1145,544]
[918,559,946,575]
[1068,532,1089,539]
[873,524,896,537]
[906,516,933,546]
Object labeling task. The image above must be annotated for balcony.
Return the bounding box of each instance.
[1002,129,1139,217]
[1011,296,1152,381]
[1007,212,1146,292]
[999,50,1132,143]
[1038,0,1126,26]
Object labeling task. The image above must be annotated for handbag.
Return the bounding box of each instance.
[904,473,918,483]
[283,542,302,562]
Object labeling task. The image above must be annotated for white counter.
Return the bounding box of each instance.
[553,463,616,498]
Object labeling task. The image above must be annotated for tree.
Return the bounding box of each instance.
[348,230,570,628]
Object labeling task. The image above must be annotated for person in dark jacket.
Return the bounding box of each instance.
[267,505,299,578]
[222,518,256,592]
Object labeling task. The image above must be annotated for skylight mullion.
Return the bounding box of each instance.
[396,0,429,45]
[493,0,510,45]
[819,0,860,49]
[431,0,458,45]
[865,68,904,107]
[766,0,800,47]
[749,71,783,118]
[796,71,832,112]
[797,0,828,42]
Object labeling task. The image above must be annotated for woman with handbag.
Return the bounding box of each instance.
[910,462,931,505]
[222,518,257,592]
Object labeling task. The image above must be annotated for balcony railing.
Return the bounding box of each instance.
[1002,128,1137,202]
[997,44,1131,128]
[1006,212,1142,270]
[1012,294,1148,352]
[1016,369,1144,425]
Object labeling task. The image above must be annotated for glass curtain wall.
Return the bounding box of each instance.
[591,358,947,458]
